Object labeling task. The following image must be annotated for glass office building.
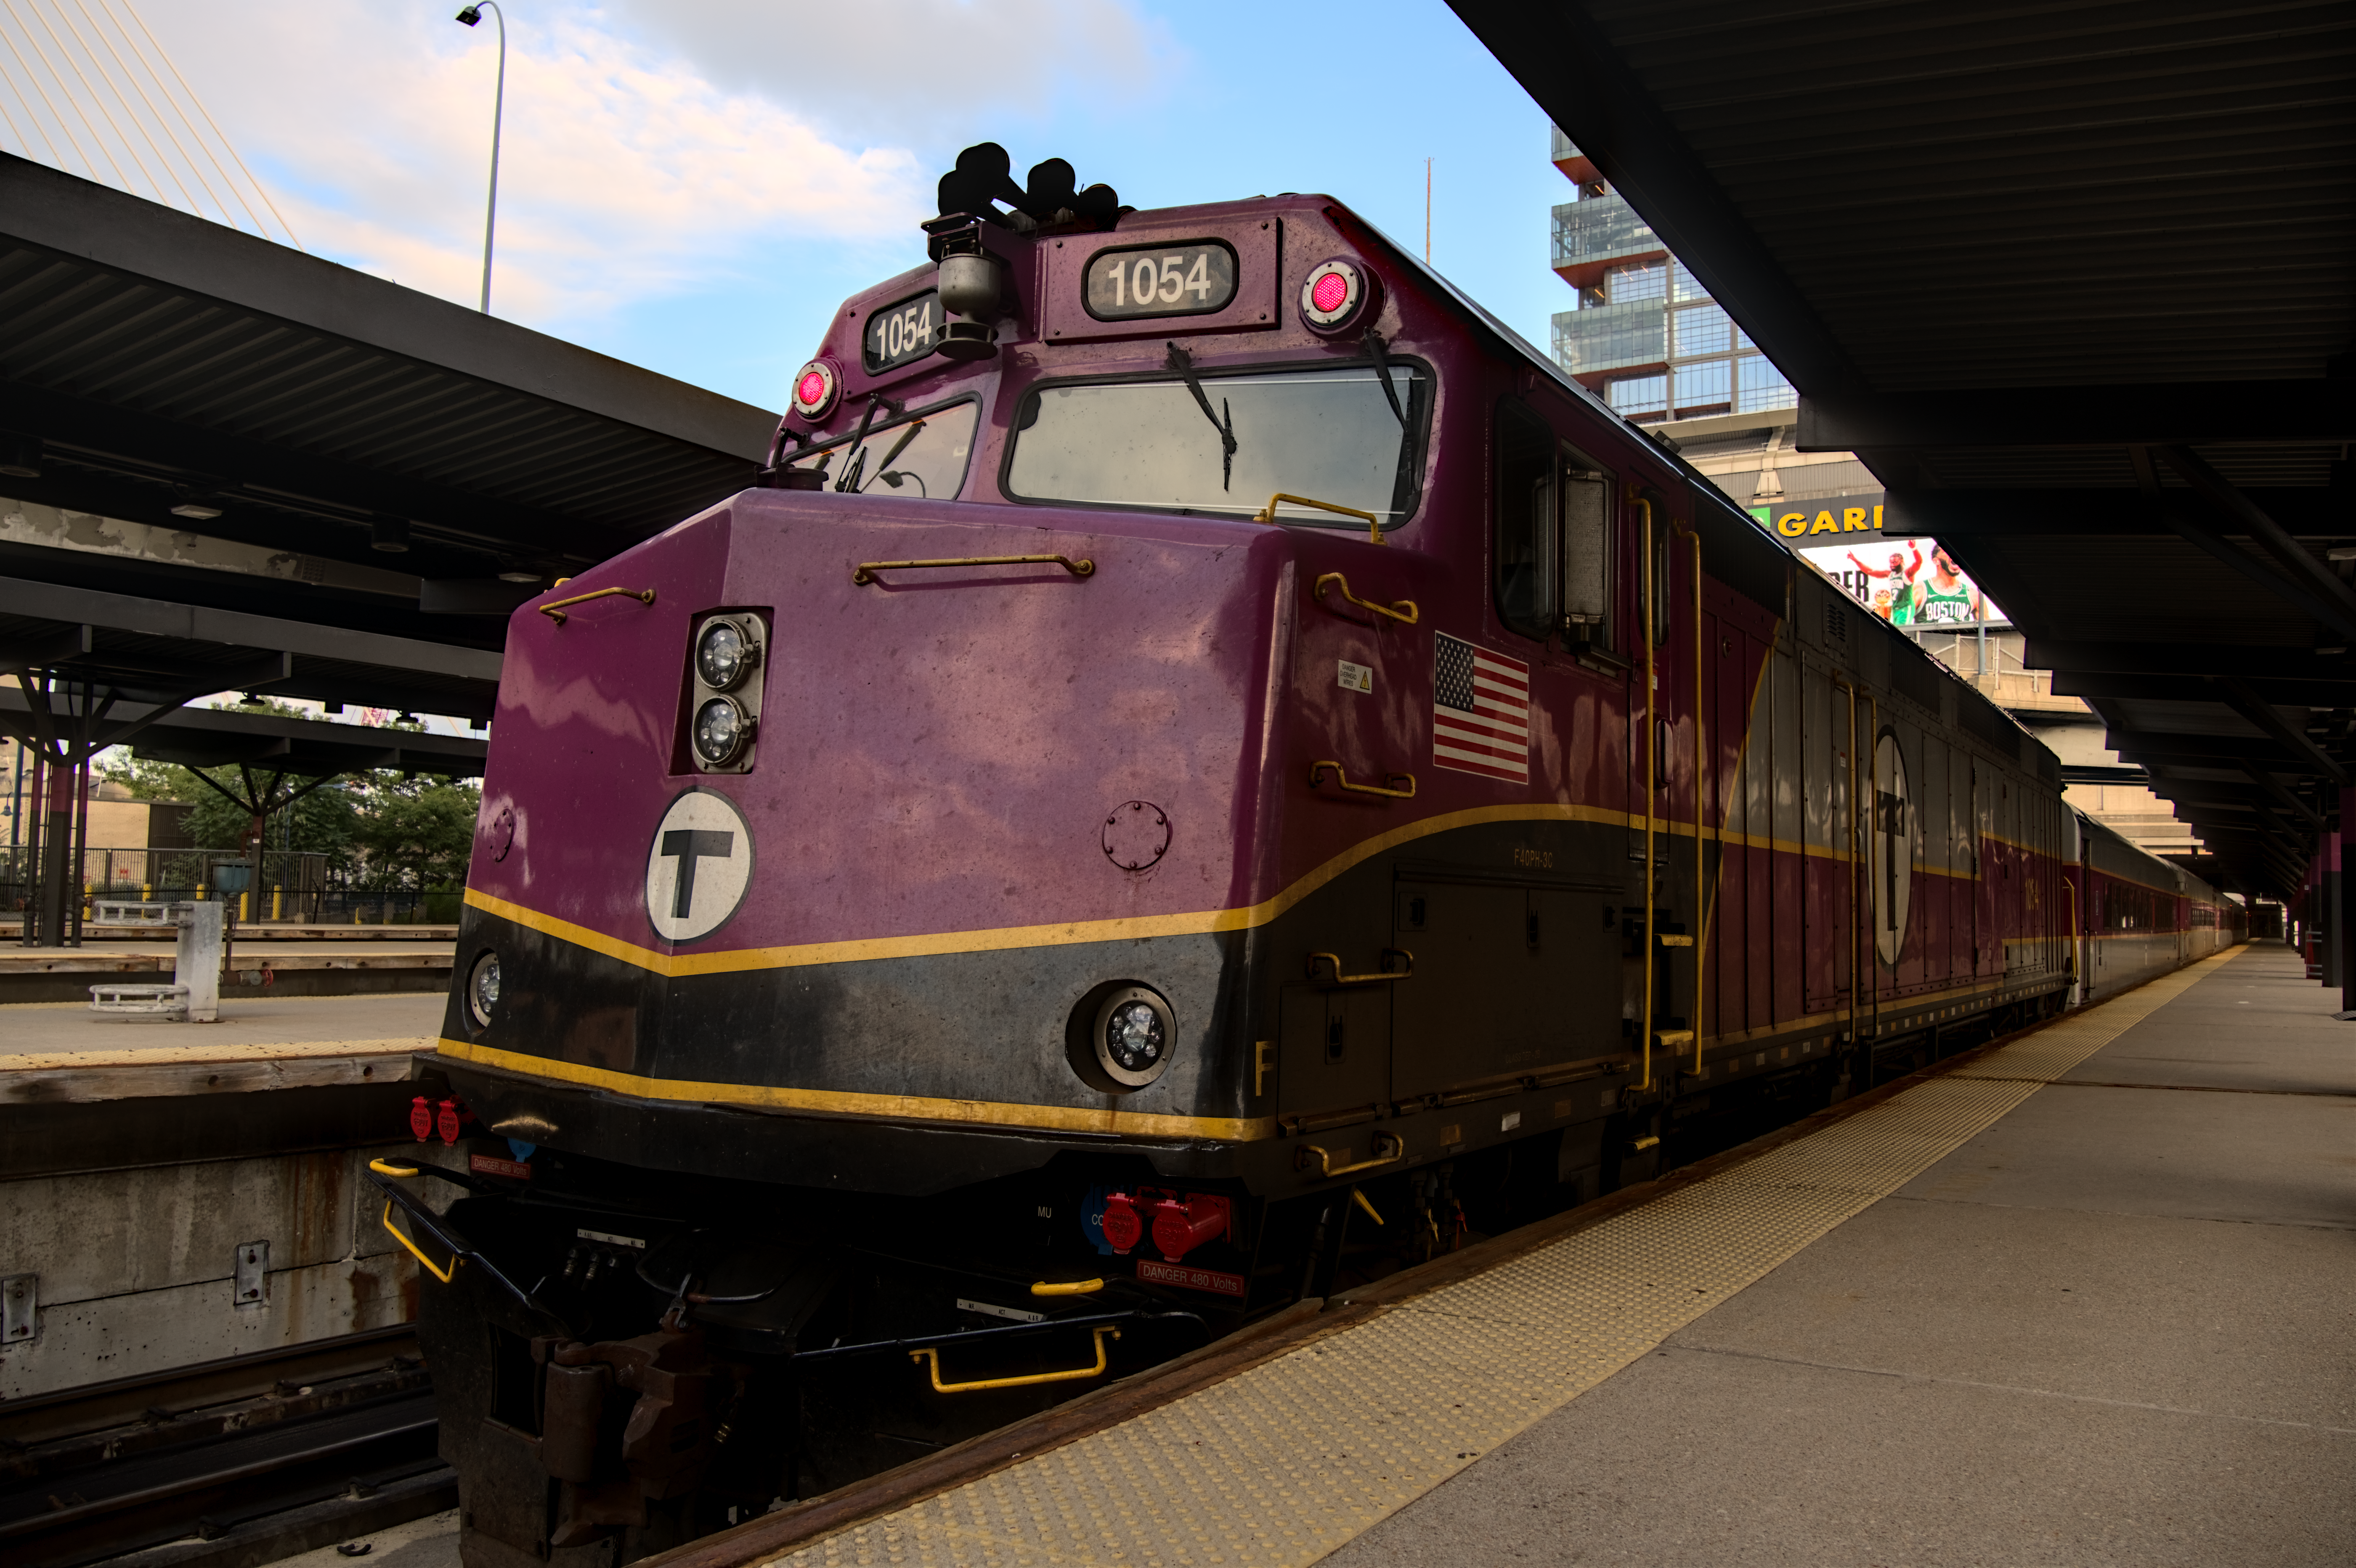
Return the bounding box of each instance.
[1549,127,1795,423]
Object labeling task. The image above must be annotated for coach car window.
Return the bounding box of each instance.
[791,398,979,501]
[1004,362,1430,530]
[1494,398,1612,646]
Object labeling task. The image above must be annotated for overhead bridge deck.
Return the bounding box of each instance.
[579,939,2350,1568]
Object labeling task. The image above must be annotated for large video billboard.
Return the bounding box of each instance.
[1749,493,2007,626]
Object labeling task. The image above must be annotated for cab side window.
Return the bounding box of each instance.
[1494,398,1612,647]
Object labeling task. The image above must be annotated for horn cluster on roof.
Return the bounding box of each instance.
[935,143,1124,233]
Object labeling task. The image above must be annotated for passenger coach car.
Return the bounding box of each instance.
[376,148,2239,1565]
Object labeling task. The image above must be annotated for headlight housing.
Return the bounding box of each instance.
[693,697,750,766]
[695,619,756,691]
[685,612,767,773]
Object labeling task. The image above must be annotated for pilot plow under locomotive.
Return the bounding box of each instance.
[383,145,2243,1565]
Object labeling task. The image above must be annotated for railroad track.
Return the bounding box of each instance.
[0,1326,451,1568]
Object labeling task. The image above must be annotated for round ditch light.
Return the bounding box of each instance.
[1090,984,1175,1089]
[466,950,501,1030]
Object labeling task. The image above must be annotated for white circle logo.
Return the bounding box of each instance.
[644,789,754,944]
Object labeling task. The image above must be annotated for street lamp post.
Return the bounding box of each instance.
[455,4,505,315]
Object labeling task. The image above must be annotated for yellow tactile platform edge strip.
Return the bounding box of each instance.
[768,947,2248,1568]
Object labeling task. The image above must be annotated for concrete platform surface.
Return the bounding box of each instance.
[1,990,447,1055]
[0,941,454,973]
[1327,942,2356,1568]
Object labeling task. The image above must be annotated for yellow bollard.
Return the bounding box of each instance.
[141,883,151,903]
[272,885,282,921]
[239,890,249,923]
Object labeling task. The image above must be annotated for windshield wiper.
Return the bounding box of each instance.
[835,394,901,493]
[1362,326,1407,429]
[857,420,926,494]
[1165,341,1237,490]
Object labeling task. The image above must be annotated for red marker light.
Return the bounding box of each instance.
[1299,258,1374,334]
[790,359,839,421]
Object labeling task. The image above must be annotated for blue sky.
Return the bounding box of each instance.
[107,0,1575,412]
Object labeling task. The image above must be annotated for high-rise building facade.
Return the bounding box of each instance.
[1548,127,1794,423]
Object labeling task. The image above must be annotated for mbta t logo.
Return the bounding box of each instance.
[644,790,755,943]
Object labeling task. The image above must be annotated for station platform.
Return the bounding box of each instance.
[626,940,2350,1568]
[2,990,443,1068]
[0,940,454,1003]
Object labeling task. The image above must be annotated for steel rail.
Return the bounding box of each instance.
[0,1400,437,1544]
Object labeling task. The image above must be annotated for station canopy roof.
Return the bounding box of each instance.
[0,574,501,722]
[0,151,777,662]
[0,683,485,781]
[1454,0,2356,899]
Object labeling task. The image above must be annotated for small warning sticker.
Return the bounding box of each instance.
[1337,660,1373,694]
[1137,1259,1247,1298]
[470,1154,531,1180]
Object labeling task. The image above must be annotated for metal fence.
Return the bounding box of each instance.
[2,845,462,927]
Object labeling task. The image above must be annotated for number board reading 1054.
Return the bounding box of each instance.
[865,292,939,373]
[1084,241,1237,321]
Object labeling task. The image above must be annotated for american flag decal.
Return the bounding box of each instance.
[1433,634,1530,783]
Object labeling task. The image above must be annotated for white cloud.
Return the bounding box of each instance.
[133,2,933,326]
[598,0,1180,148]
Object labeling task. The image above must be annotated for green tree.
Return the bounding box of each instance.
[348,775,481,892]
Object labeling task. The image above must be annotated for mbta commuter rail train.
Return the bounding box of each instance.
[377,150,2242,1564]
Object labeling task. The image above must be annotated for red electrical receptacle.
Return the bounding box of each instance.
[436,1097,472,1145]
[409,1096,434,1142]
[1150,1194,1231,1263]
[1100,1191,1144,1254]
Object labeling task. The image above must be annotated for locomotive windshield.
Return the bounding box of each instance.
[795,397,979,501]
[1005,362,1429,530]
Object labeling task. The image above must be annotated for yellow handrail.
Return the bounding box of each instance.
[852,554,1093,585]
[1029,1279,1104,1297]
[381,1202,459,1285]
[1686,521,1707,1075]
[1306,949,1413,985]
[539,586,656,625]
[369,1159,420,1178]
[1637,492,1657,1094]
[909,1326,1119,1394]
[1253,493,1385,546]
[1295,1132,1405,1179]
[1308,761,1416,799]
[1313,572,1418,625]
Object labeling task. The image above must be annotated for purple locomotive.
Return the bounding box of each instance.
[385,147,2237,1563]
